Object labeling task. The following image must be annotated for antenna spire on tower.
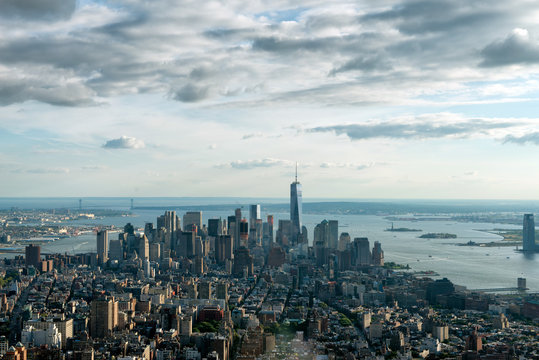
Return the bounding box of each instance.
[295,162,298,182]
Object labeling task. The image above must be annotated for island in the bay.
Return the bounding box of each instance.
[419,232,457,239]
[385,223,422,232]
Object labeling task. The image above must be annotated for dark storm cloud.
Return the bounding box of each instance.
[330,55,392,75]
[480,29,539,67]
[503,132,539,145]
[172,84,211,103]
[252,36,333,53]
[361,0,500,35]
[0,0,76,20]
[308,119,517,141]
[203,28,253,40]
[0,78,96,107]
[0,0,537,108]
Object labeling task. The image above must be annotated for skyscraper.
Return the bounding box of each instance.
[328,220,338,249]
[90,297,117,338]
[25,245,41,268]
[183,211,202,231]
[249,204,261,230]
[523,213,536,252]
[290,165,303,244]
[234,208,242,250]
[372,241,384,266]
[96,230,109,265]
[353,237,371,266]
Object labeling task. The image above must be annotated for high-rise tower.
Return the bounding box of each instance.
[290,163,303,244]
[523,214,536,252]
[97,230,109,265]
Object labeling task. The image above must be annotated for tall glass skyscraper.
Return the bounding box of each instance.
[523,213,536,252]
[290,167,303,243]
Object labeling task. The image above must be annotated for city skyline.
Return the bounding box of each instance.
[3,1,539,198]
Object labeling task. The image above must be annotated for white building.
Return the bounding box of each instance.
[21,324,62,348]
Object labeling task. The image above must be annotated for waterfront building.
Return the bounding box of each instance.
[372,241,384,266]
[523,213,536,252]
[353,237,371,266]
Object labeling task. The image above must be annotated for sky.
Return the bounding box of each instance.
[2,0,539,199]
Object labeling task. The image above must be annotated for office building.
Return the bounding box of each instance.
[215,235,233,264]
[109,238,123,262]
[314,220,330,248]
[90,297,118,338]
[239,219,249,247]
[353,237,371,266]
[208,218,224,237]
[96,230,109,265]
[523,213,536,252]
[328,220,338,249]
[249,205,261,230]
[216,282,228,301]
[138,235,149,260]
[234,208,242,250]
[372,241,384,266]
[149,242,160,262]
[183,212,202,231]
[199,281,212,299]
[266,215,274,244]
[233,247,254,277]
[276,219,292,246]
[25,245,41,268]
[179,231,195,258]
[338,232,351,251]
[290,166,303,244]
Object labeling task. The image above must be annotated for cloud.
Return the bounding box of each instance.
[242,132,264,140]
[0,0,76,20]
[222,158,293,169]
[308,118,517,141]
[0,73,97,107]
[503,132,539,145]
[320,162,375,170]
[12,167,70,174]
[102,136,145,149]
[330,55,392,75]
[480,28,539,67]
[81,165,108,171]
[0,0,537,110]
[362,0,499,36]
[172,84,211,103]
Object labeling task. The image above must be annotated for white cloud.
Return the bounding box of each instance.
[102,136,145,149]
[223,158,293,169]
